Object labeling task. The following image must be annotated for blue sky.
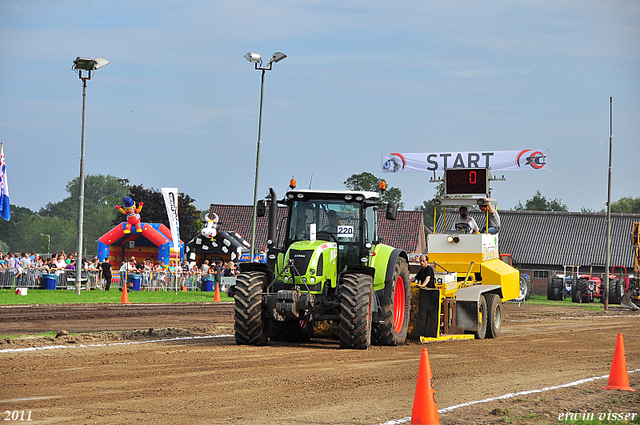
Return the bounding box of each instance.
[1,1,638,216]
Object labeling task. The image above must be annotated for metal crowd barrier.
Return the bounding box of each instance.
[115,270,207,292]
[1,267,223,292]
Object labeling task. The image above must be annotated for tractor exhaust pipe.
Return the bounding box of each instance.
[267,188,277,251]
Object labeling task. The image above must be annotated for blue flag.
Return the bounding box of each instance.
[0,143,10,221]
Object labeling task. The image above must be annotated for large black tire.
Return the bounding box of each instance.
[609,278,624,305]
[270,320,313,342]
[485,293,502,339]
[474,295,488,340]
[571,279,579,303]
[546,276,554,300]
[234,271,268,346]
[553,278,566,300]
[339,273,373,349]
[577,278,589,303]
[372,257,411,346]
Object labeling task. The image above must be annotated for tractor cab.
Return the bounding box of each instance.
[283,189,382,274]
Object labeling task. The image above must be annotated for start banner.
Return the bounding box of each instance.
[380,149,549,173]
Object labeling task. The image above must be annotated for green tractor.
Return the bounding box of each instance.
[233,186,411,349]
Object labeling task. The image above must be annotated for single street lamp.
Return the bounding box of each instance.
[244,52,286,262]
[72,57,109,295]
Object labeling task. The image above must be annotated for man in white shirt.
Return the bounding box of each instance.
[451,206,479,234]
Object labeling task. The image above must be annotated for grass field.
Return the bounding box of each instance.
[0,288,233,305]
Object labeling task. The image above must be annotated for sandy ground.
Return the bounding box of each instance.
[0,302,639,425]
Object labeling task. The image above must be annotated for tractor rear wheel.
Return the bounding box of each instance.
[609,279,624,304]
[571,279,579,303]
[485,293,502,339]
[577,278,589,303]
[547,276,554,300]
[270,320,313,342]
[234,271,268,346]
[474,295,488,340]
[554,278,566,300]
[372,257,410,346]
[339,273,373,349]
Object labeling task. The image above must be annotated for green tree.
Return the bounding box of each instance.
[415,182,445,230]
[113,185,202,242]
[343,172,404,210]
[609,197,640,214]
[514,190,568,211]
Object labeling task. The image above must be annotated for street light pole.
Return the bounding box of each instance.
[72,57,108,295]
[244,52,286,262]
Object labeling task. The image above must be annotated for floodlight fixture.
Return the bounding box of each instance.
[73,57,109,80]
[243,52,262,64]
[269,52,287,64]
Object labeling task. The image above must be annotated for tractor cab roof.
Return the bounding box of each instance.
[284,189,380,202]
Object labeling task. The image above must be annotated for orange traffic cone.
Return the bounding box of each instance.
[601,333,636,391]
[214,281,221,302]
[120,282,130,304]
[411,348,440,424]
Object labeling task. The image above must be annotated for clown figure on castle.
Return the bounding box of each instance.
[116,197,144,234]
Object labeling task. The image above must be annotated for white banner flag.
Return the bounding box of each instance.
[161,187,181,252]
[380,149,549,173]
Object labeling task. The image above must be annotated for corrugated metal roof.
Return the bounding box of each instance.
[208,204,425,255]
[436,209,640,268]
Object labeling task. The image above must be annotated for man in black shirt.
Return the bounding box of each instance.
[412,254,435,288]
[100,259,112,291]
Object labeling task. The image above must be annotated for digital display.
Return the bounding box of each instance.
[445,168,488,196]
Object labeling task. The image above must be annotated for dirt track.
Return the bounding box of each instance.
[1,302,639,425]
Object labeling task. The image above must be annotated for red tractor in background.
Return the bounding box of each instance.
[570,264,628,305]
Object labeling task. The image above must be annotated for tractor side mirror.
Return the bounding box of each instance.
[386,202,397,220]
[256,200,266,217]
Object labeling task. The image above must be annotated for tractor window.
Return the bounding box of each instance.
[288,200,361,243]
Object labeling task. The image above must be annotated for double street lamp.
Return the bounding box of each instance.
[72,57,109,295]
[244,52,286,262]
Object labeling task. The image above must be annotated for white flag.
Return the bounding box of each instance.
[161,187,181,252]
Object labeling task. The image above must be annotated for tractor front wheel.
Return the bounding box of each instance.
[234,271,268,346]
[339,273,373,349]
[372,257,410,346]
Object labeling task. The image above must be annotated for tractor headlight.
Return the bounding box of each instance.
[355,195,364,201]
[310,277,316,284]
[309,269,315,275]
[301,277,307,283]
[361,257,368,263]
[344,195,353,201]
